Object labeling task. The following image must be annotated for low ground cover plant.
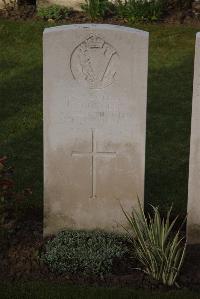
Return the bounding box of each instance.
[37,5,72,20]
[167,0,192,10]
[116,0,165,22]
[122,200,186,286]
[81,0,116,20]
[41,230,129,276]
[81,0,165,21]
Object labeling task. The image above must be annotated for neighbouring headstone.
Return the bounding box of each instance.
[43,24,149,236]
[187,32,200,244]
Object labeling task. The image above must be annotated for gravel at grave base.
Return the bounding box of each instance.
[0,220,200,291]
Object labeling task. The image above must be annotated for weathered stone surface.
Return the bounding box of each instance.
[43,24,149,236]
[187,32,200,244]
[37,0,83,10]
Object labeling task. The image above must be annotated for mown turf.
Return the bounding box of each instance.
[144,25,197,217]
[0,20,198,216]
[0,282,199,299]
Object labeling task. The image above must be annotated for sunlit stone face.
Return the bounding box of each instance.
[43,24,149,236]
[187,32,200,244]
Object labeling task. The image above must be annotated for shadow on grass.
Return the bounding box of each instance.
[0,65,42,121]
[0,55,194,221]
[145,52,194,217]
[0,20,198,220]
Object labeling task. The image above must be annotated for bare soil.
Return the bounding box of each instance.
[0,218,200,291]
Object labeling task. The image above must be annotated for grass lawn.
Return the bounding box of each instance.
[0,19,200,299]
[0,19,198,217]
[0,282,200,299]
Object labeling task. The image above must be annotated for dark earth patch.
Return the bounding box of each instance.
[0,220,200,291]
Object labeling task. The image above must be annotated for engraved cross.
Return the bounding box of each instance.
[71,129,116,199]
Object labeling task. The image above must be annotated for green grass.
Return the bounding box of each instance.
[0,19,199,299]
[144,25,197,217]
[0,20,198,217]
[0,282,199,299]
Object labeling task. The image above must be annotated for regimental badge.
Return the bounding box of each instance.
[70,35,120,89]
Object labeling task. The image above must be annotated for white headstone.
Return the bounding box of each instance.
[187,32,200,244]
[43,24,149,236]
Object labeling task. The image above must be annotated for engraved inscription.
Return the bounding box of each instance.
[70,35,119,89]
[55,96,134,128]
[71,129,116,199]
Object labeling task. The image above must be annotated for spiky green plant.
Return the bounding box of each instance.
[81,0,115,20]
[121,199,186,287]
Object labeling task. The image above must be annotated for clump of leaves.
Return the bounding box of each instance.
[37,5,72,20]
[166,0,192,11]
[81,0,116,20]
[122,199,186,287]
[116,0,165,22]
[41,230,129,276]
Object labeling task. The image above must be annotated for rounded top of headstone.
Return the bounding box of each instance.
[43,23,149,37]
